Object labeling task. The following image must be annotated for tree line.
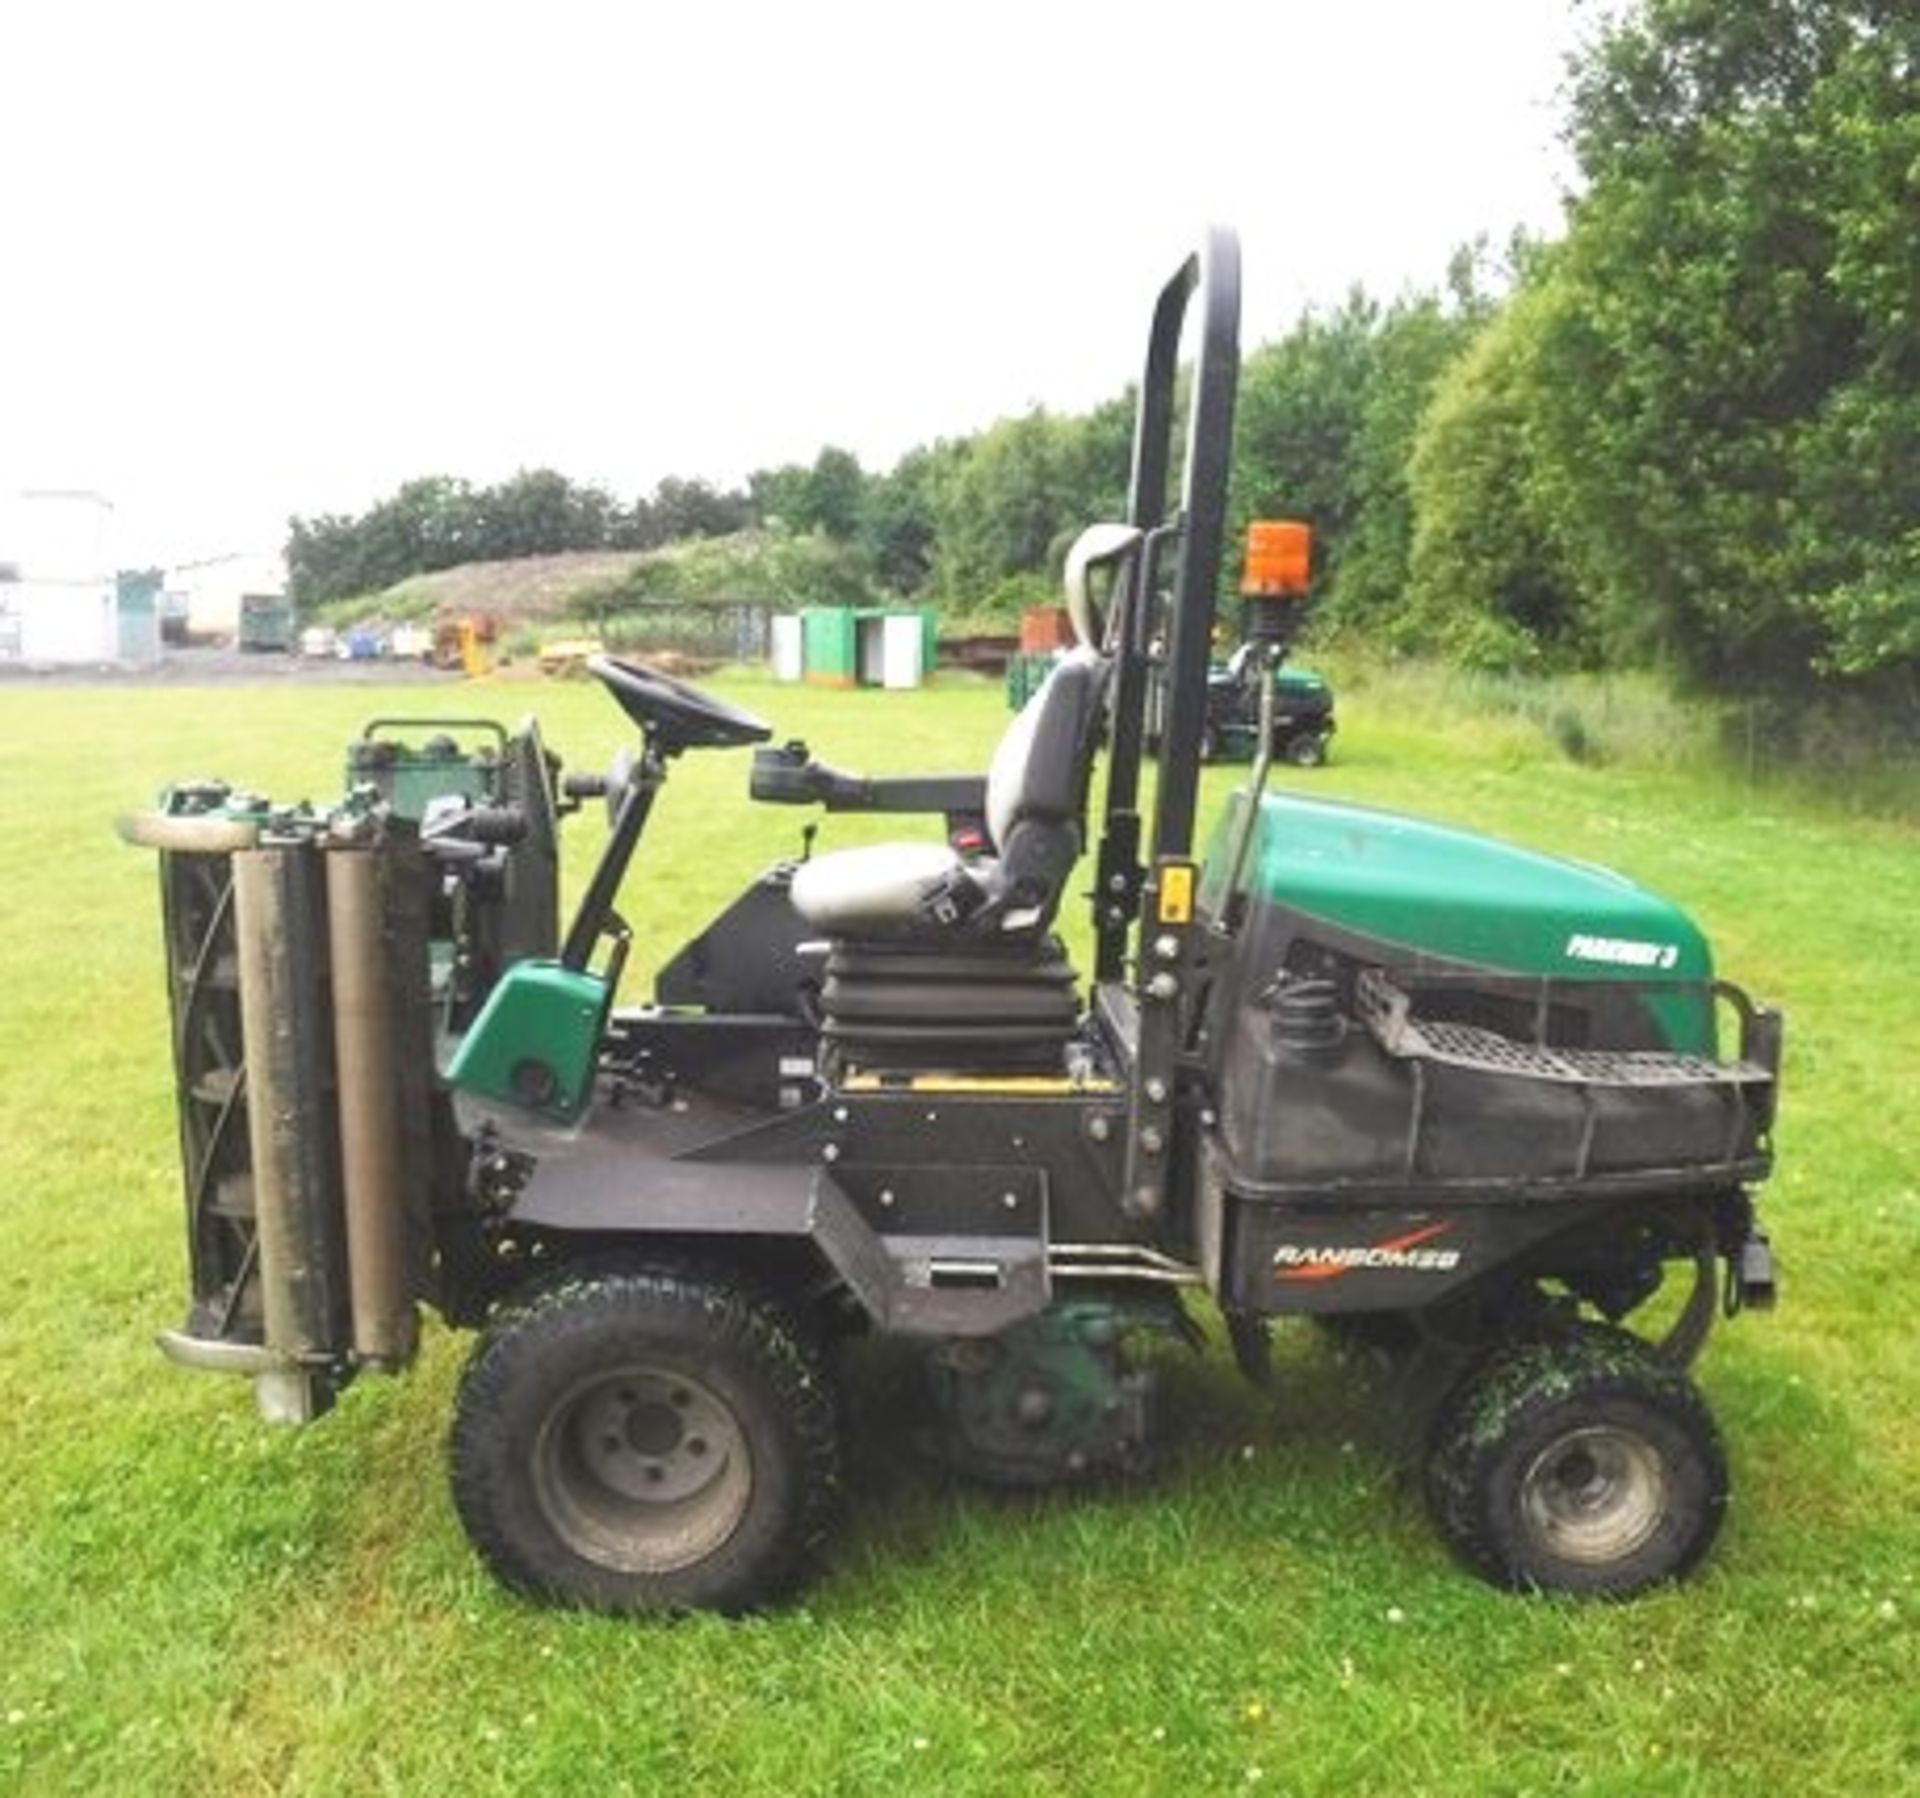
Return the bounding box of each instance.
[288,0,1916,710]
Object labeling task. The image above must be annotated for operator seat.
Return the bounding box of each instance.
[789,647,1105,942]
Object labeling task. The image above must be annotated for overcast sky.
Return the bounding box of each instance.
[1,1,1586,567]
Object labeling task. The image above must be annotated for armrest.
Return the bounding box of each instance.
[751,742,986,816]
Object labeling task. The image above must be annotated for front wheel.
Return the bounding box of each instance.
[1281,731,1329,767]
[1423,1325,1727,1597]
[450,1265,841,1613]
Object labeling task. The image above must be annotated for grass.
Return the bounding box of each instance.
[1,670,1916,1794]
[1316,653,1920,821]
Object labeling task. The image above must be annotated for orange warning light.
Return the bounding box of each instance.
[1241,520,1313,598]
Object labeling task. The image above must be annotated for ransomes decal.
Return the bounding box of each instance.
[1273,1222,1460,1283]
[1565,932,1680,970]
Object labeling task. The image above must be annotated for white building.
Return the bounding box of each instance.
[164,550,288,640]
[0,490,122,663]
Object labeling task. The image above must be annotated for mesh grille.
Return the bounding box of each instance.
[1357,968,1758,1089]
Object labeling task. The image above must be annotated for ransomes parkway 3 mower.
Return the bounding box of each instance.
[122,229,1780,1609]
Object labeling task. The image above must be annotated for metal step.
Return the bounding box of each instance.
[1359,969,1768,1088]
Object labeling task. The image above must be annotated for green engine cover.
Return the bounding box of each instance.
[444,960,609,1124]
[1203,790,1714,1045]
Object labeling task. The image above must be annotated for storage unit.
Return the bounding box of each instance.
[165,551,289,641]
[799,607,936,689]
[1018,606,1075,652]
[770,613,804,682]
[1005,649,1061,710]
[116,570,162,664]
[802,607,857,687]
[0,490,119,663]
[239,592,294,652]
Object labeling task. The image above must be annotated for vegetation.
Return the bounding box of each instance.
[3,670,1915,1793]
[285,1,1914,737]
[1414,0,1920,709]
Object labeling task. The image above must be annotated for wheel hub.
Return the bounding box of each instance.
[1519,1424,1668,1565]
[535,1366,753,1572]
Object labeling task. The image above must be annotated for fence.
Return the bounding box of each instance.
[596,601,776,664]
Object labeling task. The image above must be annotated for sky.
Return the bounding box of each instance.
[0,0,1587,567]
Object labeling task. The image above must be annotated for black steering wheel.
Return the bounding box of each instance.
[588,655,772,754]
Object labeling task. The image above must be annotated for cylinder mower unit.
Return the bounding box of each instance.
[122,227,1782,1613]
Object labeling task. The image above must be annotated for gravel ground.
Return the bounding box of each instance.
[0,645,465,686]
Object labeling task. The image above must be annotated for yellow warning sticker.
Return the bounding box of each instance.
[1158,861,1196,924]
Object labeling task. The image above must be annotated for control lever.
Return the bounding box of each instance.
[419,798,527,858]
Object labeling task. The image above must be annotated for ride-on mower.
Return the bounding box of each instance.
[122,229,1779,1611]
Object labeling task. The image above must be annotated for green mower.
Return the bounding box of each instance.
[122,229,1779,1612]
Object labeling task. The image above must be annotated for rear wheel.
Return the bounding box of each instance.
[1423,1324,1727,1597]
[1281,731,1328,767]
[450,1265,841,1613]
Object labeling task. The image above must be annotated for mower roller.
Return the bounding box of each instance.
[121,228,1780,1611]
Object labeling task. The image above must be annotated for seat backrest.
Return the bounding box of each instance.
[986,648,1104,849]
[981,648,1104,929]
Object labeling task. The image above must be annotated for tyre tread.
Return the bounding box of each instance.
[1424,1323,1727,1597]
[449,1263,841,1613]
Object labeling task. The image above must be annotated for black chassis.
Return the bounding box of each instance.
[455,232,1244,1330]
[438,228,1772,1368]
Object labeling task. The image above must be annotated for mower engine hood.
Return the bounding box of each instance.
[1202,789,1712,986]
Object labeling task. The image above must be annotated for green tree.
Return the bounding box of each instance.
[1401,281,1586,668]
[860,445,945,597]
[929,409,1117,604]
[1526,0,1920,696]
[790,446,866,541]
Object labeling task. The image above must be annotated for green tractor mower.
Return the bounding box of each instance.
[122,229,1779,1612]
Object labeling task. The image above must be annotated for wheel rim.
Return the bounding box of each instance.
[1519,1424,1669,1566]
[533,1365,753,1574]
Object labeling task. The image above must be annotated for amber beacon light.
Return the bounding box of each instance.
[1241,519,1313,598]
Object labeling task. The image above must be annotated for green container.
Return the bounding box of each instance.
[1006,652,1057,710]
[802,606,938,688]
[238,593,293,652]
[802,608,858,686]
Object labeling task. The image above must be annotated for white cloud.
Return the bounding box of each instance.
[0,0,1580,563]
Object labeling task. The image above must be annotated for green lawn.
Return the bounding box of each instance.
[1,671,1914,1795]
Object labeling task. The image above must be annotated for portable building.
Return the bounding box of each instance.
[798,607,936,689]
[0,490,120,663]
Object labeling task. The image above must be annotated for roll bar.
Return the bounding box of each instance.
[1092,226,1242,980]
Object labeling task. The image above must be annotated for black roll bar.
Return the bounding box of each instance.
[1092,227,1242,980]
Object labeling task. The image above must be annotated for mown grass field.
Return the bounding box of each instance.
[1,669,1915,1795]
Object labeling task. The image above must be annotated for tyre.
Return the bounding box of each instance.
[1281,732,1328,767]
[449,1264,841,1613]
[1423,1325,1727,1597]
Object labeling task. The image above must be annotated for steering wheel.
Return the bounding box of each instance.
[588,655,773,754]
